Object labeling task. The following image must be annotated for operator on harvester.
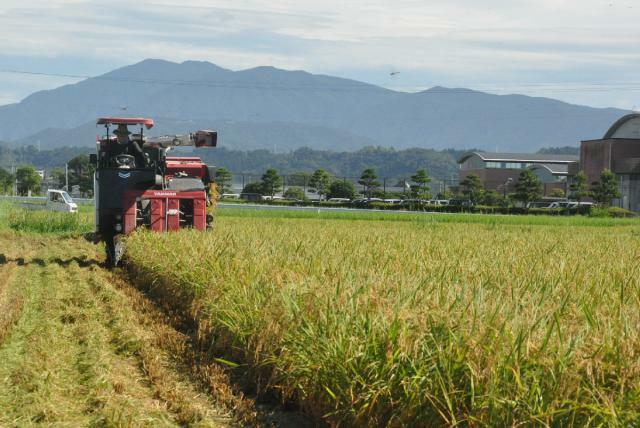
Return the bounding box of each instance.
[111,124,147,168]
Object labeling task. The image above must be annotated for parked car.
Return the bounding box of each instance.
[426,199,447,205]
[399,199,427,207]
[220,193,240,199]
[240,193,262,202]
[352,198,383,207]
[327,198,351,203]
[547,201,593,209]
[526,201,554,209]
[448,199,475,207]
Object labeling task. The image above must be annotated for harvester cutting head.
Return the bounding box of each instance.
[92,117,218,267]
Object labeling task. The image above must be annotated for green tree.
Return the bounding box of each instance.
[590,169,621,206]
[214,167,233,194]
[261,168,283,197]
[242,182,264,195]
[283,186,306,201]
[569,170,589,203]
[16,165,42,195]
[308,169,332,201]
[436,188,455,200]
[51,167,66,189]
[549,188,565,198]
[358,168,380,198]
[0,168,14,194]
[327,180,357,200]
[67,155,95,195]
[410,169,431,199]
[514,169,543,208]
[481,189,503,206]
[460,173,482,204]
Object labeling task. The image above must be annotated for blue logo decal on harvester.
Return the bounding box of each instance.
[118,172,131,179]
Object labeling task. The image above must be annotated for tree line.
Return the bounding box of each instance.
[0,154,95,196]
[216,166,442,201]
[459,169,621,207]
[216,164,622,207]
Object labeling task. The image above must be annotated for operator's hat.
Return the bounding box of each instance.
[113,124,132,135]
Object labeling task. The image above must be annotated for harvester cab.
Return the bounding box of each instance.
[92,117,217,267]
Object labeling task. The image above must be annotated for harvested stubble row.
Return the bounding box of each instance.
[125,216,640,426]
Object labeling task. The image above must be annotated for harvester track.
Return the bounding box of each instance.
[0,235,255,427]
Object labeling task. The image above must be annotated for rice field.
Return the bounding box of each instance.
[216,206,640,227]
[0,201,93,234]
[125,214,640,426]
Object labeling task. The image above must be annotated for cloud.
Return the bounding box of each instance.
[0,0,639,108]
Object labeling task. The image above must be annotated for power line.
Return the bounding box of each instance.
[2,67,640,94]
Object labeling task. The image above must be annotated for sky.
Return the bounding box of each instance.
[0,0,639,109]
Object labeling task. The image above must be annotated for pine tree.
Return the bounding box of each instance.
[358,168,380,198]
[309,169,332,201]
[261,168,283,197]
[514,169,543,208]
[460,173,482,204]
[590,169,621,206]
[569,170,588,203]
[214,167,233,194]
[410,169,431,200]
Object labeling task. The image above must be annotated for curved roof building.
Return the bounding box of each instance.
[580,113,640,210]
[602,113,640,139]
[458,151,578,194]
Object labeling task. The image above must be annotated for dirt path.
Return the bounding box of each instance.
[0,235,245,427]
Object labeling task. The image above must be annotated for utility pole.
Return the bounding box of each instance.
[11,163,17,196]
[65,163,69,191]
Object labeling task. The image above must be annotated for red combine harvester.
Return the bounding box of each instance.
[91,117,217,266]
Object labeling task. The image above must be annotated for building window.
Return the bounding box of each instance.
[505,162,522,169]
[486,161,501,168]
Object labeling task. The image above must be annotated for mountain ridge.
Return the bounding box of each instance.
[0,59,626,151]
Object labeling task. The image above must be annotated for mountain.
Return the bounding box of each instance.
[0,59,627,152]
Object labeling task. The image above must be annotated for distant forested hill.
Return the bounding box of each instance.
[0,143,93,172]
[0,144,462,180]
[537,146,580,155]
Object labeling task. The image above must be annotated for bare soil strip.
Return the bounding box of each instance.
[0,236,251,427]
